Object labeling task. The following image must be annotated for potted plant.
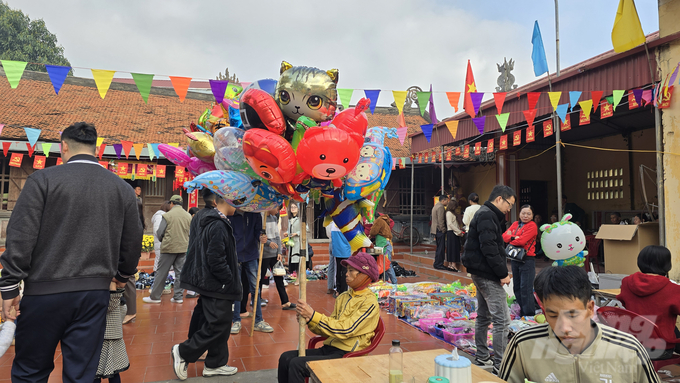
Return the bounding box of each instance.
[141,235,154,260]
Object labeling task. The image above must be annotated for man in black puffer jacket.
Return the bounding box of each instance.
[462,184,515,374]
[171,192,241,380]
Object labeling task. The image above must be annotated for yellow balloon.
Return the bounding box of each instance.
[187,132,215,163]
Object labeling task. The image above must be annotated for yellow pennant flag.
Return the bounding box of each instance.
[611,0,646,53]
[96,137,105,147]
[91,69,116,99]
[548,92,562,111]
[445,121,459,139]
[392,91,408,115]
[168,143,179,148]
[132,143,144,160]
[579,100,593,117]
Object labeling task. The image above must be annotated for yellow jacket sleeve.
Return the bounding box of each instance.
[308,295,379,341]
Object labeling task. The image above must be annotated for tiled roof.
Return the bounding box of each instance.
[0,69,429,159]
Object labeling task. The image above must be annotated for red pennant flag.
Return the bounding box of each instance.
[527,92,541,110]
[493,93,507,114]
[500,135,508,150]
[2,142,11,157]
[543,120,554,137]
[487,139,494,153]
[591,91,604,111]
[56,158,63,166]
[455,147,461,156]
[26,143,35,157]
[628,92,639,109]
[98,144,106,160]
[526,126,535,143]
[98,161,109,169]
[660,86,674,109]
[579,109,591,125]
[523,109,538,128]
[33,155,46,169]
[117,163,129,176]
[156,164,167,178]
[463,145,470,158]
[137,164,148,177]
[9,153,23,167]
[513,130,522,146]
[463,60,477,118]
[560,116,572,131]
[600,101,614,118]
[120,141,133,159]
[474,142,482,155]
[169,76,192,102]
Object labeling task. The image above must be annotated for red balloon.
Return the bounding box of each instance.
[243,129,297,183]
[239,88,286,135]
[296,127,362,180]
[329,107,368,137]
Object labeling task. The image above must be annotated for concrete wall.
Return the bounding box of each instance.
[659,0,680,279]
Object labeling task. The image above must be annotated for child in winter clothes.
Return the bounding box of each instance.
[94,283,129,382]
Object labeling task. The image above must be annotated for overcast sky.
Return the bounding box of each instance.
[13,0,659,118]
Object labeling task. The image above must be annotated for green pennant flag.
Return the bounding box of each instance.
[42,143,52,158]
[337,88,353,110]
[612,90,625,111]
[132,73,154,103]
[147,143,155,161]
[416,91,432,116]
[1,60,28,89]
[605,96,613,105]
[496,113,510,132]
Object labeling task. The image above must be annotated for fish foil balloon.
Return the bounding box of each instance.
[158,144,216,176]
[185,131,215,163]
[344,127,396,201]
[322,190,374,253]
[184,170,283,212]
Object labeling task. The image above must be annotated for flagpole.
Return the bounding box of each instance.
[554,0,563,219]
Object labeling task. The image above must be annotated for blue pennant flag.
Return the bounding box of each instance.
[531,21,549,77]
[421,124,433,142]
[364,90,380,114]
[150,143,161,159]
[569,91,582,111]
[24,127,41,147]
[556,104,569,123]
[45,65,71,95]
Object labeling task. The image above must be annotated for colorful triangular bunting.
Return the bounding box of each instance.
[548,92,562,111]
[132,143,144,160]
[470,92,484,116]
[209,79,229,104]
[1,60,28,89]
[147,143,156,160]
[364,90,380,114]
[446,92,461,112]
[556,104,569,123]
[493,93,506,114]
[113,144,123,159]
[421,124,433,142]
[523,109,537,128]
[120,141,133,159]
[612,90,625,111]
[568,91,582,110]
[169,76,192,102]
[91,69,116,99]
[445,121,459,140]
[23,127,41,147]
[26,143,35,157]
[496,113,510,132]
[393,91,408,115]
[45,65,71,95]
[527,92,541,110]
[132,73,154,103]
[2,142,10,157]
[473,116,486,135]
[579,100,593,117]
[416,91,431,116]
[337,88,354,110]
[428,85,438,124]
[42,143,52,158]
[591,91,603,111]
[396,127,408,145]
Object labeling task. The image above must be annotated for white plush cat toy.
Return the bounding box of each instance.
[540,214,587,267]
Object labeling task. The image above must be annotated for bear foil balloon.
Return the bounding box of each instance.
[540,214,587,262]
[184,170,283,212]
[296,126,363,180]
[276,61,338,125]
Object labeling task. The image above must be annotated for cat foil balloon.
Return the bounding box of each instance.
[276,61,338,127]
[540,214,587,263]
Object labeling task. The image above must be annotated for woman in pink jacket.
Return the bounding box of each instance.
[502,204,538,317]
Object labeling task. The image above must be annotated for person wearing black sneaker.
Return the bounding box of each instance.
[171,192,241,380]
[462,185,515,372]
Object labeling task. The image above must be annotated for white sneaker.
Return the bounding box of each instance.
[171,344,188,381]
[283,280,288,286]
[262,284,270,289]
[254,321,274,333]
[171,298,183,304]
[143,297,161,304]
[231,321,241,334]
[203,364,238,377]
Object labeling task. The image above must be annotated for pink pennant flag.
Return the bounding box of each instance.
[642,89,653,106]
[0,124,4,136]
[396,127,408,145]
[240,82,252,90]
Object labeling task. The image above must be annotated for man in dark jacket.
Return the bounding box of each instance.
[172,192,241,380]
[462,184,515,374]
[0,122,143,382]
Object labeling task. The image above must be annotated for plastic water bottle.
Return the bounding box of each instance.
[389,340,403,383]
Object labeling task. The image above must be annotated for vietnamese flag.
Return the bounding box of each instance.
[464,60,478,118]
[33,155,46,169]
[157,164,167,178]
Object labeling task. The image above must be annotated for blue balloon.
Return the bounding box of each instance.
[343,127,396,200]
[184,170,283,212]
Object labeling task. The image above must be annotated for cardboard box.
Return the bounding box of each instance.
[595,223,659,275]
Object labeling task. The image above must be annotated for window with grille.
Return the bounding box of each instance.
[586,168,624,200]
[144,177,167,197]
[399,172,427,215]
